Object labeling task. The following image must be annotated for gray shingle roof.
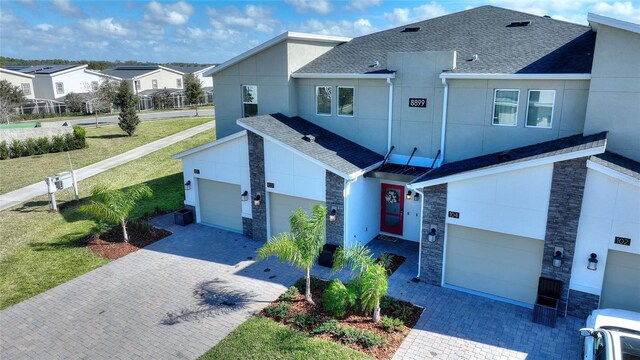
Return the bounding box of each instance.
[101,66,159,79]
[6,64,82,74]
[238,113,384,177]
[590,151,640,181]
[411,131,607,185]
[296,6,595,75]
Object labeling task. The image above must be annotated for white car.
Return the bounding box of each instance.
[580,308,640,360]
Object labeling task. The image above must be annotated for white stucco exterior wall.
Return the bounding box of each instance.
[570,168,640,295]
[264,139,326,201]
[345,177,380,247]
[446,164,554,240]
[0,70,35,100]
[36,69,112,99]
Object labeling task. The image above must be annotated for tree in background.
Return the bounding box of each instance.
[65,92,84,113]
[184,74,204,116]
[84,80,119,128]
[0,80,26,124]
[152,88,172,110]
[114,80,140,136]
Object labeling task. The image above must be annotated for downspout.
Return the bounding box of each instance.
[439,77,449,166]
[415,187,425,278]
[386,78,394,153]
[343,176,359,248]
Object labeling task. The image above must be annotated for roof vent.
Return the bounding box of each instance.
[402,26,421,32]
[506,21,531,28]
[369,60,380,68]
[497,151,513,162]
[302,134,318,143]
[467,54,479,62]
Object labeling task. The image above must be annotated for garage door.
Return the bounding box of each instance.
[445,225,544,305]
[269,193,324,238]
[600,250,640,312]
[198,179,242,232]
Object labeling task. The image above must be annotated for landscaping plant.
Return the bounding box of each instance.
[278,286,300,302]
[257,205,327,305]
[114,81,140,136]
[264,302,291,321]
[81,183,153,243]
[322,279,357,318]
[380,316,404,333]
[184,73,204,116]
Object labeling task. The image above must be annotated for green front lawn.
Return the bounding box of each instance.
[0,117,212,194]
[198,316,374,360]
[0,128,215,309]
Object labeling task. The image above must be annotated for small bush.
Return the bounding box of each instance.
[279,286,300,302]
[36,137,50,154]
[322,279,356,319]
[380,316,404,333]
[380,296,414,323]
[91,220,111,239]
[50,135,65,153]
[0,141,8,160]
[24,138,38,156]
[73,126,86,149]
[312,320,340,335]
[10,139,23,158]
[330,324,387,349]
[63,132,75,151]
[294,276,322,293]
[288,312,319,330]
[264,302,290,321]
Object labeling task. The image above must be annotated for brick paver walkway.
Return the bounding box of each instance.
[0,214,297,359]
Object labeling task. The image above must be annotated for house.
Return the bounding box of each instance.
[165,64,217,104]
[102,65,186,109]
[175,6,640,319]
[0,68,35,100]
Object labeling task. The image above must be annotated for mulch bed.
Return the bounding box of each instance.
[86,223,171,260]
[262,278,423,360]
[377,253,406,276]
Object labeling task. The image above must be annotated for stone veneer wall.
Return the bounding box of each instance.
[242,217,253,238]
[248,131,267,242]
[325,171,344,246]
[541,158,588,316]
[420,184,447,286]
[567,289,600,319]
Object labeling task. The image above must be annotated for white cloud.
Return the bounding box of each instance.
[82,41,109,51]
[16,0,35,8]
[79,18,130,37]
[207,5,280,33]
[346,0,382,11]
[51,0,84,17]
[145,1,193,26]
[35,23,54,31]
[285,0,333,15]
[384,2,448,26]
[294,18,377,37]
[590,1,640,23]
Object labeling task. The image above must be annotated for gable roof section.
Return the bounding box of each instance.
[0,68,35,79]
[409,132,607,188]
[204,32,352,77]
[165,64,216,75]
[296,6,595,75]
[588,13,640,34]
[173,130,247,159]
[588,151,640,186]
[237,113,384,179]
[101,65,183,79]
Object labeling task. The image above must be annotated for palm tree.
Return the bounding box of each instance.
[81,183,153,243]
[257,205,327,305]
[333,244,389,323]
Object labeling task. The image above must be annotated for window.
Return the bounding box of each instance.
[594,331,606,360]
[526,90,555,128]
[176,78,182,88]
[337,86,354,117]
[492,89,519,126]
[55,82,64,94]
[152,79,158,89]
[242,85,258,117]
[316,86,332,116]
[91,81,99,92]
[21,83,31,95]
[134,80,141,91]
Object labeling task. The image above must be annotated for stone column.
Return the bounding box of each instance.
[325,171,344,246]
[420,184,447,286]
[248,131,267,242]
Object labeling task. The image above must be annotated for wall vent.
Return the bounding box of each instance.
[507,21,531,28]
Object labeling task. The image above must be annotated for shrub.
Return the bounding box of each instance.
[380,296,414,323]
[380,316,404,333]
[73,126,86,149]
[263,302,290,321]
[288,312,319,330]
[63,132,75,151]
[322,279,356,319]
[294,276,322,294]
[0,141,8,160]
[24,138,38,156]
[10,139,23,158]
[36,137,49,154]
[279,286,300,302]
[50,135,65,153]
[91,220,111,239]
[312,320,340,335]
[316,323,386,349]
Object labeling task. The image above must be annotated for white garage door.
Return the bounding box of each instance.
[198,179,242,232]
[269,193,324,238]
[600,250,640,312]
[445,225,544,305]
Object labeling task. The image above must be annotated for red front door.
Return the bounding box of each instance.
[380,183,404,235]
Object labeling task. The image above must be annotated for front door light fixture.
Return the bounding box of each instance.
[184,180,191,191]
[328,207,337,222]
[587,253,598,271]
[253,193,261,206]
[241,190,248,201]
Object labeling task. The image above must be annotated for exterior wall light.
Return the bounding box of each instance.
[328,207,337,222]
[587,253,598,271]
[553,250,563,268]
[253,193,261,206]
[413,192,420,201]
[406,190,413,199]
[241,190,248,202]
[184,180,191,191]
[427,227,436,242]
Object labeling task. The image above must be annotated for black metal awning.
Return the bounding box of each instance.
[365,163,432,182]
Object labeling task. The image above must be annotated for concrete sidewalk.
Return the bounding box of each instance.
[0,121,215,211]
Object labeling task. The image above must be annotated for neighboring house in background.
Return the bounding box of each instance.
[166,64,217,104]
[176,6,640,319]
[0,68,35,100]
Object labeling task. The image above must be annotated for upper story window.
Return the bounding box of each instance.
[242,85,258,117]
[91,81,99,92]
[316,86,332,116]
[152,79,158,89]
[176,79,182,88]
[21,83,31,95]
[526,90,555,128]
[55,82,64,94]
[492,89,519,126]
[134,80,141,91]
[337,86,354,117]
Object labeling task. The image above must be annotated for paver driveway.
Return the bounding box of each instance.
[0,215,298,359]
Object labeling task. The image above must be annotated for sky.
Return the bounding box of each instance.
[1,0,639,65]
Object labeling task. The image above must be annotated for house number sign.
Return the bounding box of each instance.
[448,211,460,219]
[409,98,427,108]
[614,236,631,246]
